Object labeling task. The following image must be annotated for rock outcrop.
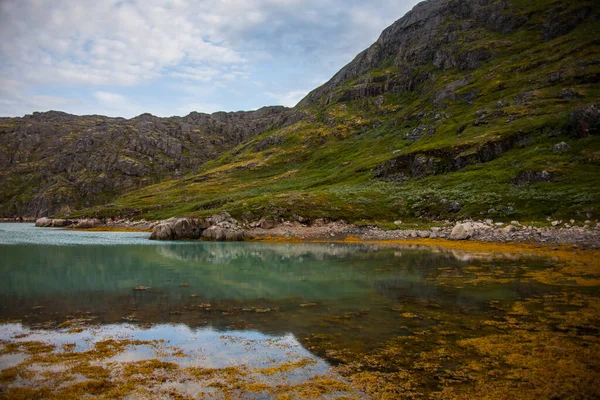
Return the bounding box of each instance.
[149,213,245,241]
[298,0,594,107]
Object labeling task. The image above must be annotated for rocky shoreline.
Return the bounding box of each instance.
[28,214,600,248]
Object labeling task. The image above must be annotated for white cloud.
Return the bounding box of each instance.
[267,89,310,108]
[94,91,127,105]
[0,0,421,117]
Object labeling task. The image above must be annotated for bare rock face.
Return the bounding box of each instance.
[449,223,474,240]
[298,0,530,107]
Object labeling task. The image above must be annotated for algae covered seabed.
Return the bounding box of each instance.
[0,226,599,399]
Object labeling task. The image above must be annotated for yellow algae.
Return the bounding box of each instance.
[257,358,317,376]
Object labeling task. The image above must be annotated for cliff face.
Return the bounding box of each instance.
[0,107,294,216]
[300,0,594,106]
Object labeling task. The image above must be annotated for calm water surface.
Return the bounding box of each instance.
[1,223,598,399]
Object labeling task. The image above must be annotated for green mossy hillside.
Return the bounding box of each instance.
[73,0,600,223]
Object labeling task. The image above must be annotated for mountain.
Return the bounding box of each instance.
[2,0,599,223]
[0,107,300,216]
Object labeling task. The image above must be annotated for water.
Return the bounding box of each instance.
[0,223,598,399]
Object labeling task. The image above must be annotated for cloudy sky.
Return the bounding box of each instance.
[0,0,420,118]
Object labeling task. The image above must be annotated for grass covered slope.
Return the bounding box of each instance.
[76,0,600,224]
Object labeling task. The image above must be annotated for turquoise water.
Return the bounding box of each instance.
[0,223,549,333]
[0,222,553,354]
[0,224,534,325]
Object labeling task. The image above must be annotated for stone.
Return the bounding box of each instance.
[548,72,561,83]
[449,223,474,240]
[149,223,175,240]
[51,219,71,227]
[502,225,517,233]
[257,216,278,229]
[560,88,583,99]
[551,221,560,227]
[394,220,403,226]
[568,104,599,137]
[74,218,103,228]
[35,217,53,227]
[446,202,462,213]
[552,142,571,153]
[418,231,431,238]
[201,226,245,241]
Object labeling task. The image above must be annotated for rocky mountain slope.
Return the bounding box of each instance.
[0,107,297,216]
[3,0,600,223]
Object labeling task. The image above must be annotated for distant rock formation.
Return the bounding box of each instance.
[0,107,295,217]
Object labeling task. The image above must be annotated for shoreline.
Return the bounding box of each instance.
[22,215,600,248]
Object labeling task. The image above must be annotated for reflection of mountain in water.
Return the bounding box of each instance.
[1,242,459,300]
[0,241,551,334]
[154,242,381,263]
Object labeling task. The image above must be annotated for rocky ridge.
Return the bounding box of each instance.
[299,0,595,107]
[0,107,296,217]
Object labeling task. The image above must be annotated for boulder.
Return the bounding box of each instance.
[201,226,245,241]
[149,214,245,241]
[502,225,517,233]
[51,219,72,227]
[552,142,571,153]
[449,223,474,240]
[74,218,103,228]
[149,223,175,240]
[208,212,235,225]
[149,218,209,240]
[35,217,53,227]
[257,216,278,229]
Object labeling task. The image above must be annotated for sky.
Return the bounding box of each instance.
[0,0,420,118]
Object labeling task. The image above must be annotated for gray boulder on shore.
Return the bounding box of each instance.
[449,223,474,240]
[149,213,245,241]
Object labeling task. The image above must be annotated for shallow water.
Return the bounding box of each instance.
[0,223,599,399]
